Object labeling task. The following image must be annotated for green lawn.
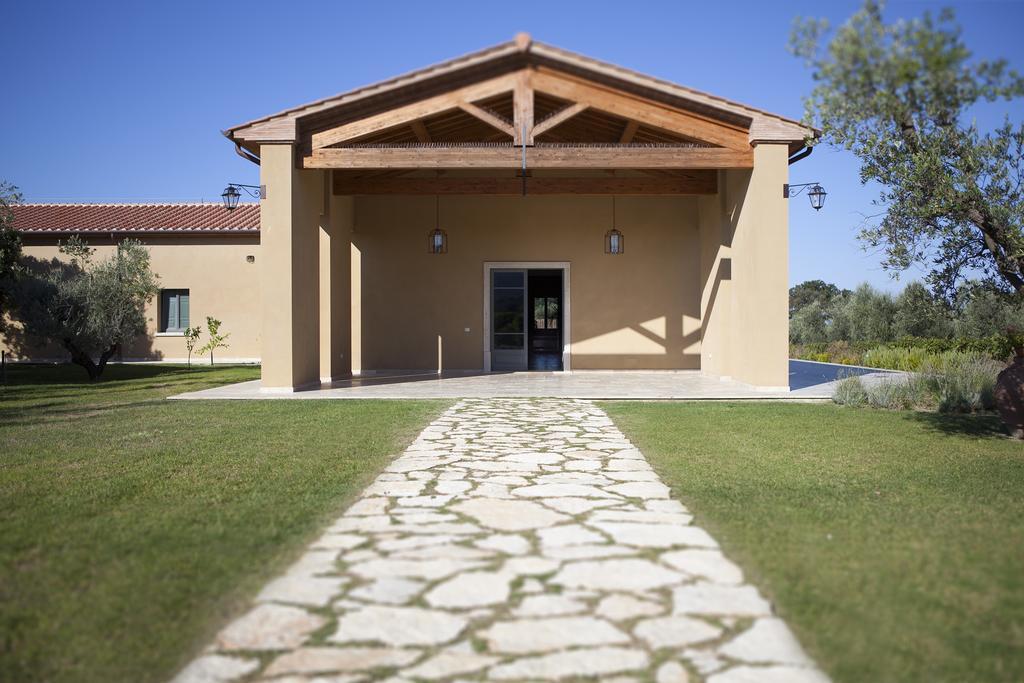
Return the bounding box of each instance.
[603,401,1024,683]
[0,364,446,683]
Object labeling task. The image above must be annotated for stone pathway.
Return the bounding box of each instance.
[173,399,829,683]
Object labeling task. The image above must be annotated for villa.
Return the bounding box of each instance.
[5,34,815,392]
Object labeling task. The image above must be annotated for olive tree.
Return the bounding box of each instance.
[0,181,22,317]
[9,237,159,379]
[791,1,1024,301]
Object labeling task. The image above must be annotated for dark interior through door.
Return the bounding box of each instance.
[527,269,563,371]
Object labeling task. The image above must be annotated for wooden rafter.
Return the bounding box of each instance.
[533,102,589,138]
[306,65,756,154]
[310,73,517,149]
[410,120,432,143]
[619,120,640,144]
[305,145,752,170]
[333,173,717,195]
[457,102,514,137]
[531,68,750,151]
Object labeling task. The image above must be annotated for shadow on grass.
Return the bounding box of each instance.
[0,364,258,428]
[0,398,173,428]
[906,411,1009,439]
[1,363,198,386]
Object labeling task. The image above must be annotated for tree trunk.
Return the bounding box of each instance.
[967,198,1024,294]
[62,340,119,380]
[96,344,119,378]
[63,339,99,380]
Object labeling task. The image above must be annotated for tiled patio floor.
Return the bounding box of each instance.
[171,361,897,401]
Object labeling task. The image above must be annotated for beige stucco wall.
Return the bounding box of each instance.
[353,195,702,371]
[726,144,790,389]
[320,193,353,380]
[697,144,790,389]
[4,148,790,389]
[259,144,324,390]
[1,235,261,362]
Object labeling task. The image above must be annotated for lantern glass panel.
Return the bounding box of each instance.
[221,186,241,211]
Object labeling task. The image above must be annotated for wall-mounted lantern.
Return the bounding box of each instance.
[221,183,265,211]
[783,182,828,211]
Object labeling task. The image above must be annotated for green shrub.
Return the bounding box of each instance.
[862,346,930,371]
[832,375,869,407]
[835,351,1002,413]
[793,335,1012,366]
[864,378,917,410]
[915,352,1002,413]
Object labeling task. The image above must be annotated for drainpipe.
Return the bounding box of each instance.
[222,130,261,166]
[788,145,813,165]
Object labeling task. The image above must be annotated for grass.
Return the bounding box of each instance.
[602,401,1024,683]
[0,363,446,683]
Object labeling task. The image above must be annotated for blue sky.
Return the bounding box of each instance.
[4,0,1023,292]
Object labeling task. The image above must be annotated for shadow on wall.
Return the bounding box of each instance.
[355,195,706,371]
[0,254,161,365]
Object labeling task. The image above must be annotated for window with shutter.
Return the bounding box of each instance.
[159,289,190,333]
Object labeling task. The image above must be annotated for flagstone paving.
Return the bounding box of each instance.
[172,398,829,683]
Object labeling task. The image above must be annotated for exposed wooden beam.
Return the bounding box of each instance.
[513,70,534,145]
[310,73,517,149]
[457,102,515,137]
[410,120,432,143]
[532,69,750,152]
[306,145,752,169]
[334,173,717,195]
[619,120,640,144]
[533,102,589,138]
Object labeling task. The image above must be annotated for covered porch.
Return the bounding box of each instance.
[169,361,896,400]
[225,34,812,392]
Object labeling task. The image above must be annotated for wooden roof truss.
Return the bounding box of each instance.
[227,36,814,195]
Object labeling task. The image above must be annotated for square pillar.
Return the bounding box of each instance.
[319,190,353,381]
[722,143,790,390]
[259,144,323,391]
[698,180,733,380]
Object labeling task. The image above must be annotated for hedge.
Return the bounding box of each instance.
[791,335,1013,367]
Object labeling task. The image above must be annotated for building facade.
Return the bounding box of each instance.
[4,203,262,363]
[5,35,814,390]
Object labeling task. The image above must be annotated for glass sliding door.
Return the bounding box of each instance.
[491,269,527,371]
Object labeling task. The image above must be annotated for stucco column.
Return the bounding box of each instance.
[319,190,353,381]
[259,144,323,391]
[722,143,790,390]
[698,180,733,379]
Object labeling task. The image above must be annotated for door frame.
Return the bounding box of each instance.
[483,261,571,372]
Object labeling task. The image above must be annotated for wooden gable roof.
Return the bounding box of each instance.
[224,34,814,176]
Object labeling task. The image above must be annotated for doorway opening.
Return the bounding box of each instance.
[488,265,567,372]
[528,270,563,370]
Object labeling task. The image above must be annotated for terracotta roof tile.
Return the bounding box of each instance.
[11,203,260,234]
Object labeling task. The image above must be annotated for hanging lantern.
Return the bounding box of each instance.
[604,196,624,254]
[783,182,828,212]
[427,195,447,254]
[428,227,448,254]
[605,228,624,254]
[221,185,241,211]
[807,183,827,211]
